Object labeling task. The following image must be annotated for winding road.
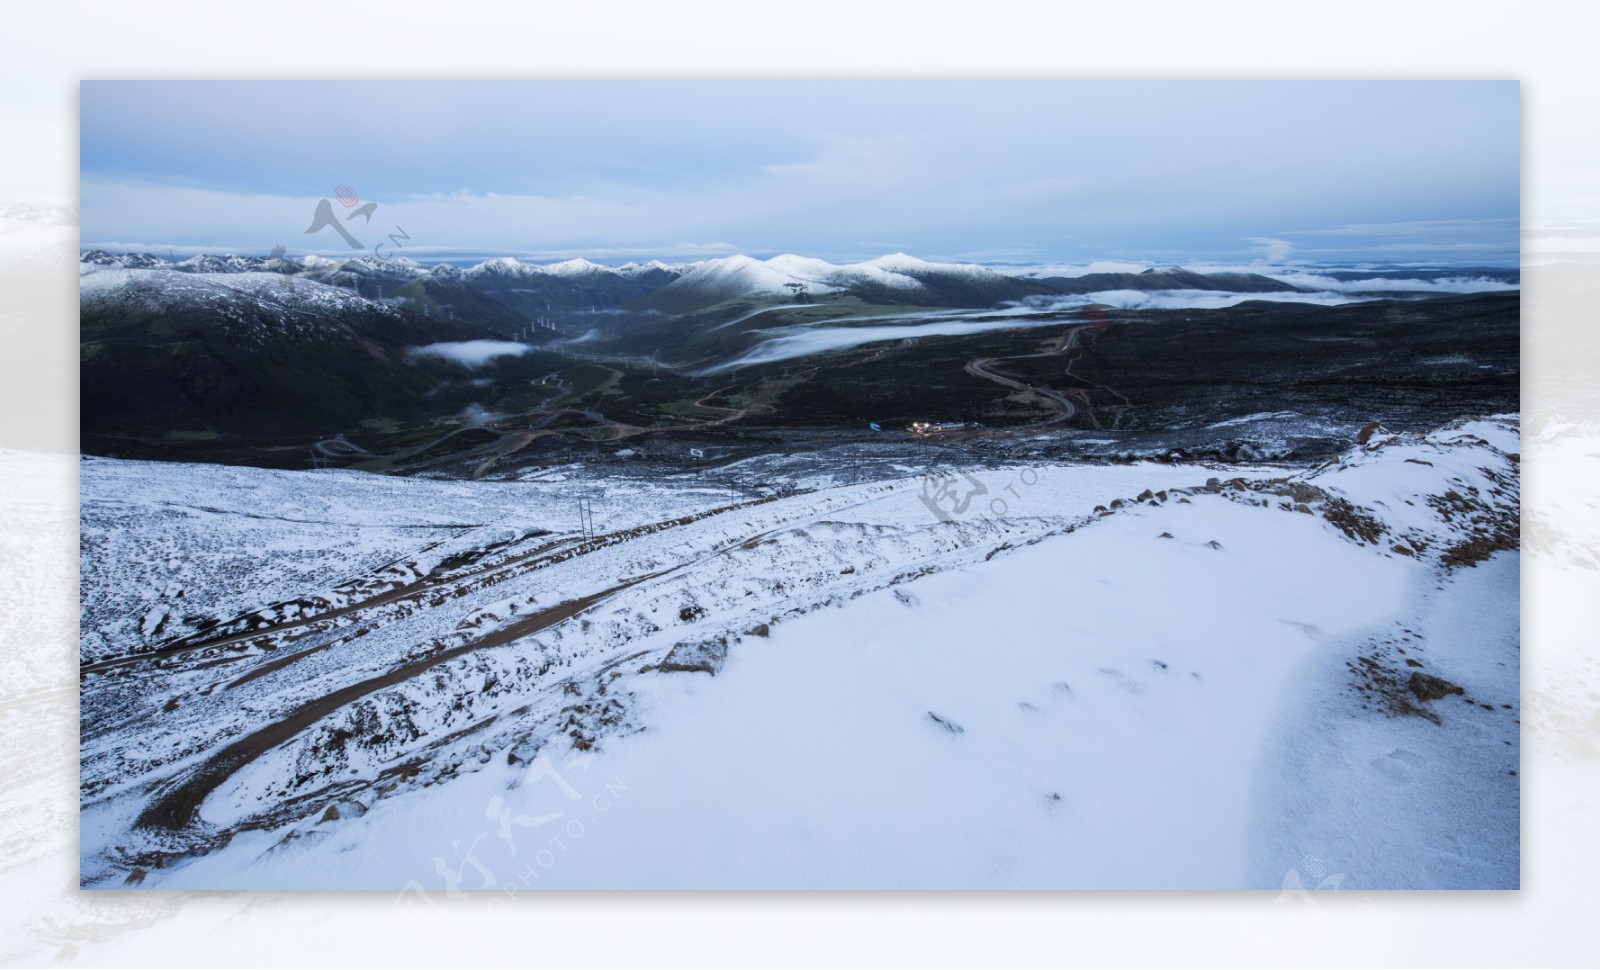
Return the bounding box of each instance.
[134,569,676,832]
[963,324,1089,423]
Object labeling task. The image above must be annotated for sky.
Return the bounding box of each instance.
[78,80,1520,267]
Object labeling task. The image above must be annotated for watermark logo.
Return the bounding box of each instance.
[918,469,988,523]
[391,747,629,919]
[304,185,409,257]
[1274,854,1375,912]
[917,465,1042,526]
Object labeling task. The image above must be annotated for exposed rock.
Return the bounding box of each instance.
[321,800,368,823]
[1322,497,1386,545]
[505,737,546,765]
[659,638,729,676]
[1356,420,1384,444]
[1408,671,1465,702]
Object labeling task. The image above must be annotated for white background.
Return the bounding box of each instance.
[2,1,1598,966]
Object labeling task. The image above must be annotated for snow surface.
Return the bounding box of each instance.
[79,456,748,662]
[79,416,1519,890]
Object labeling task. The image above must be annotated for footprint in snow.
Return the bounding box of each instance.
[926,711,965,735]
[1096,667,1147,695]
[1374,747,1424,779]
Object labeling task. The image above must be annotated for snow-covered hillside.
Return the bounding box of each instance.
[78,416,1519,889]
[79,267,408,325]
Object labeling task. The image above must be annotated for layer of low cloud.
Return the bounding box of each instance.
[709,291,1367,371]
[409,340,531,368]
[706,315,1080,373]
[710,268,1522,370]
[1003,259,1154,278]
[1262,272,1520,294]
[1037,289,1361,311]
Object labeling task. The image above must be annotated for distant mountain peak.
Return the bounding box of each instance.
[469,256,528,276]
[541,257,612,276]
[862,252,929,270]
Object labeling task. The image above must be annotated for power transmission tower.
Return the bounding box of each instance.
[576,494,595,541]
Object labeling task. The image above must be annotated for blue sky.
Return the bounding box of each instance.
[79,80,1520,266]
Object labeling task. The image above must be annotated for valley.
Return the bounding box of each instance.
[78,251,1519,475]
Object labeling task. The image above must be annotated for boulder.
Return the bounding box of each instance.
[659,639,729,676]
[320,799,369,823]
[1407,671,1465,702]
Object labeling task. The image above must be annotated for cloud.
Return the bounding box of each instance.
[1282,218,1520,238]
[1243,237,1295,263]
[705,315,1078,373]
[1257,272,1520,294]
[409,340,531,368]
[1004,259,1154,278]
[708,280,1433,371]
[1034,289,1361,311]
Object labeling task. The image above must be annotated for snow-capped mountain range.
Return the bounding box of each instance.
[80,248,1304,304]
[79,248,1060,298]
[81,248,1520,324]
[82,248,1041,285]
[77,249,1337,336]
